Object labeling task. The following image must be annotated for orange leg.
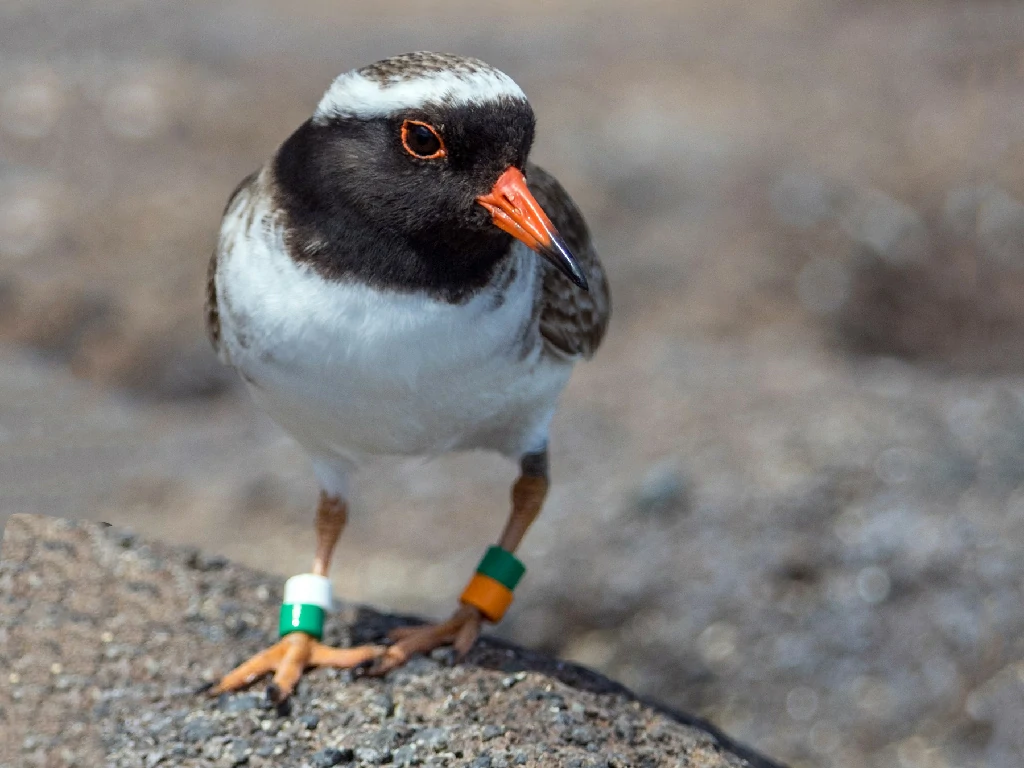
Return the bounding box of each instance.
[369,451,550,675]
[210,492,385,702]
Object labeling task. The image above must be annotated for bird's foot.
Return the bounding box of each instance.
[369,604,483,675]
[209,605,484,698]
[209,632,384,703]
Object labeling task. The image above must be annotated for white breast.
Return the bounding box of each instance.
[214,183,571,466]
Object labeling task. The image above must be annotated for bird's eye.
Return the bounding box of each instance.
[401,120,446,159]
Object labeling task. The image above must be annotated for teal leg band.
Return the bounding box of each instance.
[279,603,325,640]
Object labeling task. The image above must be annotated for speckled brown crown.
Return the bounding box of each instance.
[356,52,496,84]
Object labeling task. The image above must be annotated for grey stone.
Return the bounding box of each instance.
[366,693,395,719]
[219,694,260,714]
[354,746,389,764]
[362,726,407,751]
[392,744,420,767]
[481,725,505,741]
[311,747,355,767]
[414,728,450,752]
[254,743,278,758]
[181,717,218,743]
[224,739,250,766]
[567,725,599,746]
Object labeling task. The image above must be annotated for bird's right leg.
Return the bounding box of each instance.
[209,491,384,703]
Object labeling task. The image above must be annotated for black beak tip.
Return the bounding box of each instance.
[571,269,590,292]
[545,236,590,293]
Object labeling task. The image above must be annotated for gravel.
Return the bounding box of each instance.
[0,514,777,768]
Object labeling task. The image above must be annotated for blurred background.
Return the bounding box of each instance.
[3,1,1024,766]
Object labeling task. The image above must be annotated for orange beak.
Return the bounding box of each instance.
[476,167,589,291]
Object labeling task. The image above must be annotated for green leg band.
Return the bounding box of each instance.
[476,546,526,590]
[279,603,325,640]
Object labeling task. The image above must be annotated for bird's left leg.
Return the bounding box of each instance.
[370,450,549,674]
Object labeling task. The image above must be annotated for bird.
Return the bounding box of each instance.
[204,51,610,703]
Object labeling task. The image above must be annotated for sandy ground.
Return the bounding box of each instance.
[4,1,1024,767]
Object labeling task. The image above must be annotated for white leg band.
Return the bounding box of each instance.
[283,573,333,610]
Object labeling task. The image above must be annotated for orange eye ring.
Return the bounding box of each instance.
[401,120,447,160]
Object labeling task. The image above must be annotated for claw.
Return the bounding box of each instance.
[265,682,283,705]
[453,615,481,659]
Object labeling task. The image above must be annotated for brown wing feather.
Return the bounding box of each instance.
[525,163,610,360]
[205,247,221,351]
[205,170,259,354]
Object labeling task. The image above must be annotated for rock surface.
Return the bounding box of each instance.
[0,514,781,768]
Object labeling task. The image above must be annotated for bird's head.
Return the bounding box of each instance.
[272,52,587,291]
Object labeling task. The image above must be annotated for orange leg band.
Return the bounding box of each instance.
[460,573,514,622]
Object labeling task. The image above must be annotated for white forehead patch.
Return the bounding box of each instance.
[313,62,526,123]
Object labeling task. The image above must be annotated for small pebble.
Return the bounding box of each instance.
[181,717,217,743]
[311,747,354,767]
[224,739,250,766]
[367,693,395,719]
[219,694,260,714]
[567,725,598,746]
[481,725,505,741]
[199,553,229,571]
[415,728,449,752]
[355,746,389,765]
[392,744,419,767]
[500,673,527,689]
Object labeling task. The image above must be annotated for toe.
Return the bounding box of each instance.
[387,624,426,641]
[369,630,450,675]
[267,635,312,702]
[388,612,463,643]
[309,643,384,668]
[453,614,482,659]
[368,643,414,676]
[371,606,487,674]
[211,642,287,694]
[208,633,385,701]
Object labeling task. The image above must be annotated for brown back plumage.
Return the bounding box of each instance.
[205,245,221,352]
[206,170,260,356]
[525,163,611,360]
